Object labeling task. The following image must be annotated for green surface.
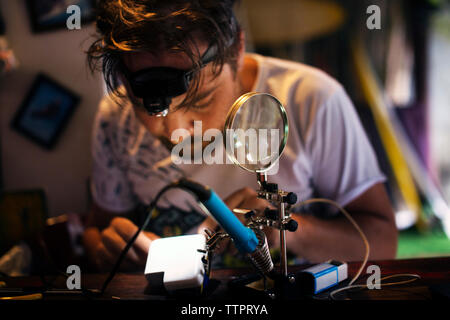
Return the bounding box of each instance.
[397,227,450,259]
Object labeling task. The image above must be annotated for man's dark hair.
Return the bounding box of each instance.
[87,0,241,109]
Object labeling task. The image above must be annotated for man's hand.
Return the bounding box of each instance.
[225,187,271,213]
[225,187,279,248]
[93,217,158,271]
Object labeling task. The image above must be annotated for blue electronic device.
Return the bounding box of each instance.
[296,261,348,294]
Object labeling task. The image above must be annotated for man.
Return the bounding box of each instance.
[83,0,397,271]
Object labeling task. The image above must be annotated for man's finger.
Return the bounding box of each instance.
[226,187,275,215]
[224,187,258,210]
[96,242,115,270]
[96,241,139,271]
[111,217,152,258]
[101,227,141,265]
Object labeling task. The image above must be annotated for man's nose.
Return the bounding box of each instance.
[163,111,195,143]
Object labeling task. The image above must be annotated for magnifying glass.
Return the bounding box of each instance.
[223,92,291,276]
[223,92,288,179]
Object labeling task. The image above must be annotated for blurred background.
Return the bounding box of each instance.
[0,0,449,275]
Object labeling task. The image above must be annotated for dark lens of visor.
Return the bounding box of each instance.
[129,67,191,115]
[130,67,190,98]
[143,96,171,114]
[126,41,224,115]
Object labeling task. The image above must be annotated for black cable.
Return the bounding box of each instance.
[99,182,179,295]
[2,181,177,299]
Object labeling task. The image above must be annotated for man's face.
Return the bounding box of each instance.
[122,44,244,151]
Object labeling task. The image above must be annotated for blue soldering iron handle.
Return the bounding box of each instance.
[203,190,258,254]
[178,178,258,254]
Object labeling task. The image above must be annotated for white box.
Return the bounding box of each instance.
[144,234,207,291]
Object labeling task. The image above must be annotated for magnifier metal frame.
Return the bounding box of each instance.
[223,92,289,173]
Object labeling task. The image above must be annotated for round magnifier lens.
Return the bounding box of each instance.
[224,92,288,173]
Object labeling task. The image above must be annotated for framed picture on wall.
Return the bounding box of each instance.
[11,73,80,149]
[26,0,96,33]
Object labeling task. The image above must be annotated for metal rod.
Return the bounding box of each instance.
[256,172,267,189]
[279,202,287,276]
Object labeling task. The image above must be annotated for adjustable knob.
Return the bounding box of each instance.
[283,192,297,205]
[285,219,298,232]
[244,210,255,219]
[264,208,278,220]
[264,183,278,193]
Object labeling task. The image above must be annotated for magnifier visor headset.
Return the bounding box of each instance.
[123,42,224,117]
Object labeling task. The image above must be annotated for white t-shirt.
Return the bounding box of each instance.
[90,53,385,236]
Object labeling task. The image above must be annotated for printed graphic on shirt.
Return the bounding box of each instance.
[135,203,206,238]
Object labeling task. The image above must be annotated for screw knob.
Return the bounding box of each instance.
[283,192,297,205]
[285,219,298,232]
[244,210,255,219]
[264,208,278,220]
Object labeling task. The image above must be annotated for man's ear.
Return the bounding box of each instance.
[236,30,246,71]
